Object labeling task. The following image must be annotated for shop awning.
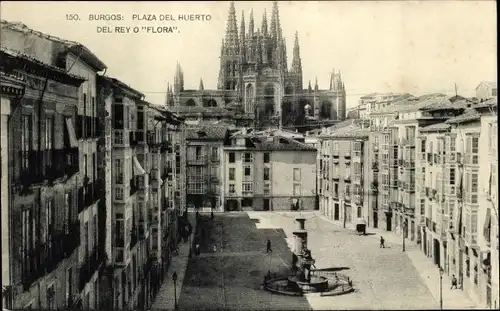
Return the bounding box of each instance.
[133,156,146,176]
[65,117,79,148]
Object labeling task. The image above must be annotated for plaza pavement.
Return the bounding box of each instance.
[153,211,477,310]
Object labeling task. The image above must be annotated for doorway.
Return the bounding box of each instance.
[434,238,441,266]
[334,203,339,220]
[373,210,378,228]
[263,199,270,211]
[385,213,392,231]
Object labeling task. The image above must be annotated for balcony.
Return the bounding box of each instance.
[371,181,379,194]
[210,175,220,183]
[210,155,220,163]
[78,250,101,291]
[78,182,98,213]
[130,177,138,196]
[344,194,351,202]
[21,226,80,291]
[332,175,340,181]
[160,141,170,153]
[332,150,339,158]
[372,162,379,171]
[344,175,351,183]
[344,151,351,158]
[188,156,207,165]
[146,131,159,146]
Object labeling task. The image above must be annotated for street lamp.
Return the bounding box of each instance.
[172,271,178,311]
[439,267,444,310]
[402,216,406,252]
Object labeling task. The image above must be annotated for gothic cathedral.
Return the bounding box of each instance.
[166,1,346,129]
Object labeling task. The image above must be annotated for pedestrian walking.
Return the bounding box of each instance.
[380,236,385,248]
[266,239,272,253]
[195,243,200,256]
[213,245,217,252]
[451,274,458,289]
[211,210,214,220]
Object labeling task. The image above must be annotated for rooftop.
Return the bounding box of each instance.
[445,108,481,124]
[185,124,230,140]
[1,47,86,83]
[478,81,497,89]
[228,135,316,151]
[1,20,107,71]
[419,122,451,132]
[319,123,370,139]
[99,75,144,99]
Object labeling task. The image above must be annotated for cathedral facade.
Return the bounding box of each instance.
[166,1,346,129]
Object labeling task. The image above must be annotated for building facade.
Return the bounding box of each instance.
[166,1,346,129]
[318,124,371,227]
[222,130,317,211]
[475,81,497,102]
[185,125,229,212]
[1,19,109,309]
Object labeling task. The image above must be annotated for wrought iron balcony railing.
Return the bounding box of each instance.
[79,250,101,291]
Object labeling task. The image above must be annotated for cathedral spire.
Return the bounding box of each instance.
[225,1,239,54]
[270,1,282,40]
[174,62,184,93]
[314,77,318,91]
[329,68,335,90]
[248,8,254,37]
[261,9,268,36]
[292,31,303,88]
[199,78,204,91]
[308,80,312,92]
[240,10,246,57]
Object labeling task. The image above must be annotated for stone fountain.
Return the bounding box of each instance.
[263,217,355,296]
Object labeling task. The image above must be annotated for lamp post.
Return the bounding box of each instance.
[439,267,444,310]
[172,271,178,311]
[402,215,406,252]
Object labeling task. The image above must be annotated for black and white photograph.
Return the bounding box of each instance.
[0,1,497,310]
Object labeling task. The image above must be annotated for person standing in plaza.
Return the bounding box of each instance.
[267,239,272,253]
[380,236,385,248]
[450,274,458,289]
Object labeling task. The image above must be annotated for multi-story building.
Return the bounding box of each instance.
[0,47,87,309]
[97,76,151,310]
[222,129,317,211]
[443,98,498,308]
[1,20,109,309]
[318,123,370,226]
[475,81,497,102]
[185,125,230,212]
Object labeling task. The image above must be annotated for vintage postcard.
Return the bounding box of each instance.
[0,1,497,310]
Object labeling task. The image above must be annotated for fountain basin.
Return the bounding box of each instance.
[287,275,329,293]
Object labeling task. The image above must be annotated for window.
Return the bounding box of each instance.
[420,139,426,153]
[357,206,362,218]
[46,199,54,245]
[345,184,351,196]
[229,168,235,181]
[21,115,32,170]
[47,284,55,309]
[334,183,339,196]
[264,167,270,181]
[115,187,124,200]
[229,152,235,163]
[264,152,270,163]
[293,168,301,182]
[244,166,251,176]
[22,208,31,275]
[242,182,253,192]
[229,184,235,193]
[65,192,71,233]
[243,153,253,163]
[65,268,72,307]
[115,159,124,184]
[264,183,270,195]
[471,171,478,204]
[84,154,88,177]
[211,146,219,161]
[293,184,301,196]
[45,116,54,166]
[450,168,456,185]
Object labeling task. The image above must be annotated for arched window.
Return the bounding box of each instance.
[245,84,254,113]
[185,99,196,106]
[267,47,273,63]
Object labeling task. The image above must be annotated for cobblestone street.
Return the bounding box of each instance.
[151,211,478,310]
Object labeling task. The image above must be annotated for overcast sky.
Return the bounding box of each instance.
[1,1,497,108]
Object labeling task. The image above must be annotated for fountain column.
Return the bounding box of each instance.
[292,218,308,271]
